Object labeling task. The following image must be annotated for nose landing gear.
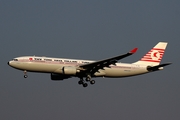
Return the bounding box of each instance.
[24,70,28,78]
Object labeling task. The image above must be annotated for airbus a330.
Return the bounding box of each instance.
[8,42,171,87]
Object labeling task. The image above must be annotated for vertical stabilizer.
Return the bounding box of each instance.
[134,42,168,66]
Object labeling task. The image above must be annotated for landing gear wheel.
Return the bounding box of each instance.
[83,83,88,87]
[90,80,95,85]
[86,77,91,81]
[78,80,83,85]
[24,75,28,78]
[86,75,91,81]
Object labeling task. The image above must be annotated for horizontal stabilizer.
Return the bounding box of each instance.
[147,63,172,71]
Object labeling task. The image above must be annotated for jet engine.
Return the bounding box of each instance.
[62,66,77,75]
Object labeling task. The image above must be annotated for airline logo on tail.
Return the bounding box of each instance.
[140,48,165,63]
[134,42,167,65]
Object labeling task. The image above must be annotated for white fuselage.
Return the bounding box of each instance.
[8,56,149,78]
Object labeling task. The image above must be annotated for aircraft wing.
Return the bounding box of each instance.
[78,48,138,74]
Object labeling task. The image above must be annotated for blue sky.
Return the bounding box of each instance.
[1,1,180,120]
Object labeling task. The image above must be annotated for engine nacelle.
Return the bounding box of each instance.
[51,73,70,80]
[62,66,77,75]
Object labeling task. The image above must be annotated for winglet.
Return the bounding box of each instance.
[130,48,138,54]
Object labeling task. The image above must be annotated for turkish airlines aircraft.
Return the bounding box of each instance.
[8,42,171,87]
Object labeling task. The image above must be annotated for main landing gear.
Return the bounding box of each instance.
[24,70,28,78]
[78,75,95,87]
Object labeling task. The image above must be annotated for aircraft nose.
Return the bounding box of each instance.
[8,61,11,66]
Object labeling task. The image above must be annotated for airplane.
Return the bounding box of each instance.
[8,42,171,87]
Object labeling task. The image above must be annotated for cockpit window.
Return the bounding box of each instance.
[13,59,18,61]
